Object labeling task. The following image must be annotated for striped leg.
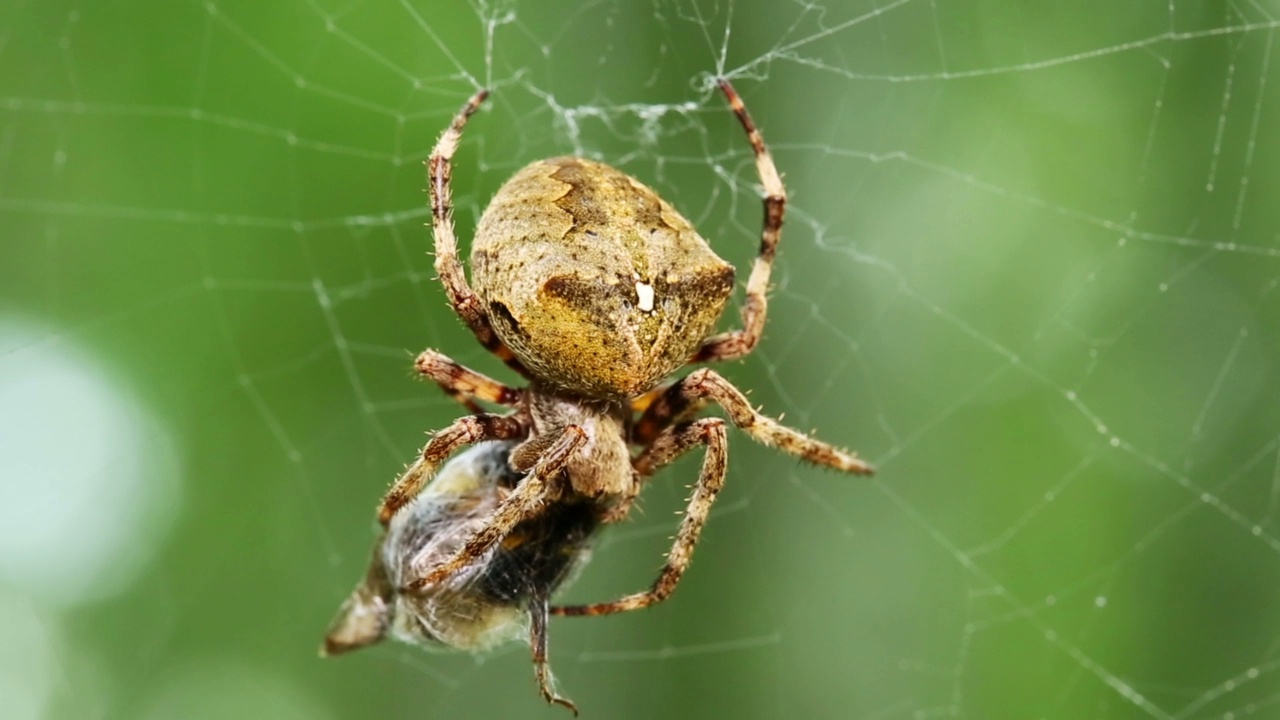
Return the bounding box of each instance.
[428,89,530,377]
[414,349,523,414]
[694,79,786,363]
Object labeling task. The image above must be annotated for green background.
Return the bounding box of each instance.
[3,1,1279,718]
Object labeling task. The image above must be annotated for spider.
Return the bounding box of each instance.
[365,78,873,711]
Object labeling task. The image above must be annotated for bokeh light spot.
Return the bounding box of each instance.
[0,320,182,607]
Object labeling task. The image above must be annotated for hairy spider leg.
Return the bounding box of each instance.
[694,79,788,363]
[428,88,531,378]
[555,367,872,616]
[414,349,524,414]
[378,413,525,524]
[642,368,873,474]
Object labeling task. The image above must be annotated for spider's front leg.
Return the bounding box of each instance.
[694,79,786,364]
[378,414,525,525]
[406,426,588,590]
[428,89,530,378]
[553,418,728,616]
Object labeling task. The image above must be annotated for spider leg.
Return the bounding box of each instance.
[529,594,578,715]
[552,418,728,616]
[645,368,873,473]
[429,89,531,378]
[406,426,587,590]
[378,414,525,525]
[631,389,707,445]
[693,79,786,364]
[414,349,523,414]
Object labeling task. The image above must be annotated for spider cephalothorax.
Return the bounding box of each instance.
[325,80,873,714]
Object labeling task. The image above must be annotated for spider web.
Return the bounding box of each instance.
[2,0,1279,718]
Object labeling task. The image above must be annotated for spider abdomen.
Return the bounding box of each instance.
[472,157,735,399]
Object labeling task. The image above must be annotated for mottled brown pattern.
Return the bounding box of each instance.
[471,156,735,399]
